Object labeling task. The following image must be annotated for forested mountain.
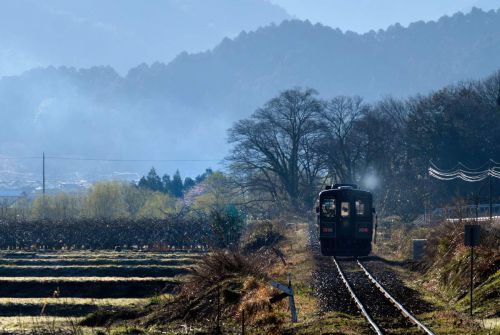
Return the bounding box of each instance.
[0,8,499,182]
[144,7,500,105]
[0,0,290,76]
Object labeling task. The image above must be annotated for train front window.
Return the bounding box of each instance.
[341,202,350,217]
[321,198,336,217]
[356,200,365,216]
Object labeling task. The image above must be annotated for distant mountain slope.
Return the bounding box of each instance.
[0,0,290,76]
[0,8,499,180]
[129,7,500,107]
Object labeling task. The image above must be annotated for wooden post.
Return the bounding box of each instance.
[216,285,221,334]
[465,224,480,317]
[241,310,245,335]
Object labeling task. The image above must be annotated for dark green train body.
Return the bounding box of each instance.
[316,184,374,256]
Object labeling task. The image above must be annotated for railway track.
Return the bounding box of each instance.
[333,257,436,335]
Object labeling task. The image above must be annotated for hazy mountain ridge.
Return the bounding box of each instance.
[1,8,499,182]
[0,0,290,76]
[132,7,500,105]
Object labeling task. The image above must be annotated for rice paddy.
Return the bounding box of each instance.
[0,250,198,332]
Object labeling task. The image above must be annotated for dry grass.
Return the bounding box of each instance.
[0,297,157,306]
[0,276,183,282]
[0,265,187,269]
[0,257,196,266]
[148,250,272,320]
[0,251,201,259]
[0,316,85,332]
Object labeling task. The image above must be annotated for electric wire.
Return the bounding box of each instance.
[429,160,500,182]
[0,154,221,162]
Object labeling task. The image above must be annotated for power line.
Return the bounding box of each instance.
[0,154,222,162]
[429,160,500,182]
[0,156,40,160]
[47,156,221,162]
[429,160,499,220]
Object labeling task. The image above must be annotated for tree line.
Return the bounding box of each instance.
[227,70,500,217]
[138,168,212,197]
[2,167,213,221]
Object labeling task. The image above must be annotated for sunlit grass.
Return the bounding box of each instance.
[0,297,160,306]
[0,251,202,259]
[0,276,183,282]
[0,316,85,331]
[0,257,196,265]
[0,264,188,269]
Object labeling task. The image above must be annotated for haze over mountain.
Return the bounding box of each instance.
[272,0,500,32]
[1,8,500,190]
[0,0,290,77]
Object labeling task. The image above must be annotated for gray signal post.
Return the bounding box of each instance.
[464,224,480,317]
[270,273,298,323]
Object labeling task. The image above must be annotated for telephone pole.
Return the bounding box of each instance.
[42,152,46,219]
[42,152,46,196]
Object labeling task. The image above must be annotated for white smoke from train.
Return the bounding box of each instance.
[362,171,379,190]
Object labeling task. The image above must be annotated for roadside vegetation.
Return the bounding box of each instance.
[372,215,499,333]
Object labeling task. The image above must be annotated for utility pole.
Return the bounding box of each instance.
[42,152,46,219]
[42,152,46,196]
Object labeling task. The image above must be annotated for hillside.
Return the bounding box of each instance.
[1,8,499,183]
[140,7,500,105]
[0,0,290,76]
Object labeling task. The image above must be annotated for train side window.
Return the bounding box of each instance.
[341,202,350,217]
[321,198,336,217]
[356,200,365,216]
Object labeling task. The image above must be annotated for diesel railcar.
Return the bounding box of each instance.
[316,184,375,256]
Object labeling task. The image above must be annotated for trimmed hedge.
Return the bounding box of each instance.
[0,216,210,249]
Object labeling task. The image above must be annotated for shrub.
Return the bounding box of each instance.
[241,219,284,253]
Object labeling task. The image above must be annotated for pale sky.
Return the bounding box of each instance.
[270,0,500,32]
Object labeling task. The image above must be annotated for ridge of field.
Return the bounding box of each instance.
[0,264,189,277]
[0,251,202,259]
[0,316,85,332]
[0,258,194,266]
[0,278,178,298]
[0,297,155,305]
[0,296,172,317]
[0,276,182,282]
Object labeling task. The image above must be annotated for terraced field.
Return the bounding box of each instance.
[0,250,199,332]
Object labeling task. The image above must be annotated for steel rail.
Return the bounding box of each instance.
[332,257,383,335]
[356,260,436,335]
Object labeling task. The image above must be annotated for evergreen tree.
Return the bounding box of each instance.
[138,176,148,189]
[162,174,172,194]
[184,177,195,190]
[138,168,163,192]
[171,170,184,197]
[195,168,213,183]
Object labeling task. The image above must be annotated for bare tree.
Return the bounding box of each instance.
[318,96,369,183]
[227,88,323,209]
